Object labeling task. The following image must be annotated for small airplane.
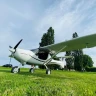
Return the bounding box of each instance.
[9,33,96,74]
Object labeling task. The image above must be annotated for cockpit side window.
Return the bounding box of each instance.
[31,48,49,60]
[38,51,48,60]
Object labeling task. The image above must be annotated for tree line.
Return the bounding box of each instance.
[39,27,93,71]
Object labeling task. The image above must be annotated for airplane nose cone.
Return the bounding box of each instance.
[9,48,15,53]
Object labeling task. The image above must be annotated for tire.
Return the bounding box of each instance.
[46,69,51,75]
[29,68,34,73]
[11,66,20,73]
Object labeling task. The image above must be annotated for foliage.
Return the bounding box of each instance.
[86,67,96,72]
[65,51,74,70]
[0,67,96,96]
[74,55,83,71]
[39,27,54,47]
[83,54,93,68]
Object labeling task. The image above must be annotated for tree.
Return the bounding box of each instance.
[72,32,93,70]
[72,32,83,71]
[65,32,83,71]
[39,27,54,47]
[65,51,74,71]
[82,54,93,68]
[39,27,55,69]
[39,33,48,47]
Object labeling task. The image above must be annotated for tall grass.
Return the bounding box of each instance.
[0,67,96,96]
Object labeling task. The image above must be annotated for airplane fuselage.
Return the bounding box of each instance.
[12,48,64,68]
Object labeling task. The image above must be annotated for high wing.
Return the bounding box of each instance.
[41,33,96,52]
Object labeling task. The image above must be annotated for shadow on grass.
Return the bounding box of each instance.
[0,67,95,80]
[0,68,84,80]
[18,70,78,80]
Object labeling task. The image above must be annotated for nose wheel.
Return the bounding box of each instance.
[11,66,20,73]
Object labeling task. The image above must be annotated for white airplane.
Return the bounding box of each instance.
[9,33,96,74]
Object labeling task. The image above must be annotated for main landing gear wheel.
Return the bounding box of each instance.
[11,66,20,73]
[46,69,51,75]
[29,68,34,73]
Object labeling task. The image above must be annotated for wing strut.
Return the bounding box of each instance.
[43,46,67,69]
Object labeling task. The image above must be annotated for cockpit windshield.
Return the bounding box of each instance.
[30,48,38,53]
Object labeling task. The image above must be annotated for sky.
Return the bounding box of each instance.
[0,0,96,67]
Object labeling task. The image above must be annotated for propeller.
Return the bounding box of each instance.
[9,39,23,52]
[8,39,23,64]
[9,39,23,57]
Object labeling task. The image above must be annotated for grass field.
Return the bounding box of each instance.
[0,67,96,96]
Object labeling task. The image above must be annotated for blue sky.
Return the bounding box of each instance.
[1,0,96,66]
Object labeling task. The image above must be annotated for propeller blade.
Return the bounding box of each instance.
[14,39,23,49]
[9,46,12,48]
